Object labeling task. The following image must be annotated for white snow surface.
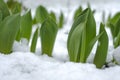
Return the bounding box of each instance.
[0,52,120,80]
[1,0,120,80]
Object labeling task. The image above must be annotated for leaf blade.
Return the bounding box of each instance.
[94,23,108,68]
[0,14,21,54]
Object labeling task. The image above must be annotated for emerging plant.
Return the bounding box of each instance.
[0,14,21,54]
[30,28,39,53]
[16,10,32,42]
[50,11,56,22]
[7,0,22,14]
[107,12,120,48]
[20,10,32,41]
[67,8,96,62]
[58,11,64,28]
[67,8,108,68]
[94,23,108,68]
[73,6,82,20]
[0,0,10,20]
[35,5,49,23]
[40,17,58,56]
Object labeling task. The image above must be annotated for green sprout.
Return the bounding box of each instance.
[20,10,32,41]
[67,8,96,62]
[7,0,22,14]
[35,5,49,23]
[40,17,58,56]
[58,11,64,28]
[0,0,10,20]
[107,12,120,48]
[50,11,57,22]
[94,23,108,68]
[73,6,82,20]
[0,14,20,54]
[30,28,39,53]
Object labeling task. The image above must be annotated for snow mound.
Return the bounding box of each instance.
[0,52,120,80]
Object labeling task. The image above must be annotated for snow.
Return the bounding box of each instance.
[113,46,120,65]
[1,0,120,80]
[0,52,120,80]
[12,38,30,52]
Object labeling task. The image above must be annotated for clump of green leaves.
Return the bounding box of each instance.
[67,8,96,62]
[67,8,108,68]
[34,5,65,29]
[40,17,58,56]
[107,12,120,48]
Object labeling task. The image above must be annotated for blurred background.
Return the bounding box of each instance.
[20,0,120,22]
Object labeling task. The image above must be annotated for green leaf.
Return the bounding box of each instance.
[11,3,21,14]
[79,23,86,62]
[32,17,37,25]
[107,12,120,37]
[67,9,88,62]
[40,17,58,56]
[35,5,49,23]
[0,0,10,20]
[68,23,84,62]
[114,31,120,48]
[0,10,2,22]
[49,11,56,22]
[73,6,82,20]
[114,17,120,39]
[108,23,115,38]
[110,12,120,25]
[58,11,64,28]
[86,32,103,57]
[30,28,38,53]
[67,9,88,46]
[7,0,21,14]
[0,14,21,54]
[15,29,21,41]
[94,23,108,68]
[84,8,96,62]
[20,10,32,41]
[106,12,120,48]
